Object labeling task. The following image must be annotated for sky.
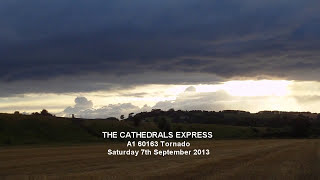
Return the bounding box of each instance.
[1,0,320,118]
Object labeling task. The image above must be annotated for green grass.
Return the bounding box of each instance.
[172,123,268,139]
[0,114,98,145]
[0,113,294,146]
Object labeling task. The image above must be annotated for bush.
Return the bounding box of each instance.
[290,116,311,137]
[157,117,172,132]
[133,117,142,127]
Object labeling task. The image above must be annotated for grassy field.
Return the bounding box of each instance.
[0,113,292,146]
[0,139,319,179]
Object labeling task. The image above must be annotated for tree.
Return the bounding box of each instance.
[120,115,125,120]
[14,111,20,115]
[32,112,40,115]
[40,109,53,116]
[128,113,134,119]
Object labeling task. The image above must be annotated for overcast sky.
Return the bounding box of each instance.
[1,0,320,118]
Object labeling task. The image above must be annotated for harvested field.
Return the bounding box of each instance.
[0,139,319,180]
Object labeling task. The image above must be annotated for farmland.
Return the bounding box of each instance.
[0,113,319,179]
[1,112,319,146]
[0,113,280,146]
[0,139,319,179]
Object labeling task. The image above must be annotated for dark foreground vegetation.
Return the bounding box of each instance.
[132,109,320,137]
[0,109,319,146]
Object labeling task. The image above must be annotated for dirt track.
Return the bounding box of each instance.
[0,139,319,180]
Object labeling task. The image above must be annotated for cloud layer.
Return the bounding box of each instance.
[1,1,320,96]
[63,82,320,119]
[62,96,152,119]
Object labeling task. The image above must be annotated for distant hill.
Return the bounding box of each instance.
[133,109,320,128]
[0,109,319,146]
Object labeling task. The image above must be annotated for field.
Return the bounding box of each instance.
[0,113,296,146]
[0,139,319,180]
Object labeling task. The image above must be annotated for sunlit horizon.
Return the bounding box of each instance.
[1,80,320,118]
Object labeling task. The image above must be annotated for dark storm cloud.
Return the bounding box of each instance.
[1,0,320,95]
[0,72,222,97]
